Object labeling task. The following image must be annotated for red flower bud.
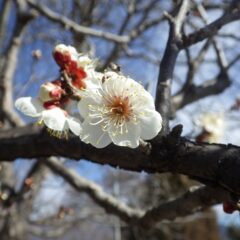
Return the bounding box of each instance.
[223,201,237,214]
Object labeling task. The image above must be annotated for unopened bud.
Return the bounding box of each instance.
[53,44,78,68]
[39,82,62,102]
[32,50,42,60]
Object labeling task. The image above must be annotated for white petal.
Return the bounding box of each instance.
[42,108,67,131]
[80,120,111,148]
[102,73,124,96]
[104,71,119,80]
[130,87,155,111]
[15,97,43,117]
[77,55,92,68]
[66,117,82,135]
[67,46,78,56]
[85,70,102,88]
[78,92,102,119]
[109,122,141,148]
[54,44,68,52]
[141,90,155,109]
[140,110,162,140]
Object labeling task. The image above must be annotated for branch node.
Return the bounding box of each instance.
[166,124,183,146]
[139,140,152,155]
[163,11,175,23]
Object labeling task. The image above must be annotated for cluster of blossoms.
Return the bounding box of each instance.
[15,44,162,148]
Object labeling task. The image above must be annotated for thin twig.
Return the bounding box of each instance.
[44,157,143,223]
[181,0,240,48]
[43,158,231,228]
[155,0,190,134]
[26,0,130,44]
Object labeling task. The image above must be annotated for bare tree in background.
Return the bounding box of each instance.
[0,0,240,239]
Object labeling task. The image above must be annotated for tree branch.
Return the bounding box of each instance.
[138,186,230,229]
[44,157,143,223]
[172,71,231,110]
[180,1,240,48]
[0,0,36,127]
[43,158,231,228]
[155,0,190,134]
[26,0,129,44]
[1,125,240,196]
[172,2,234,111]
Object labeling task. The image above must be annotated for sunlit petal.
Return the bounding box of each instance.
[15,97,44,117]
[78,92,102,119]
[140,110,162,140]
[42,108,66,131]
[80,120,111,148]
[66,117,82,135]
[109,122,140,148]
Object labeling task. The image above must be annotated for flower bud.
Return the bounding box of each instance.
[53,44,78,69]
[223,201,237,214]
[39,82,63,102]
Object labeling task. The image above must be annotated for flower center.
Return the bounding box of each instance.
[109,96,131,121]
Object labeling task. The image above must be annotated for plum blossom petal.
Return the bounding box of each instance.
[80,119,112,148]
[41,108,67,132]
[84,70,103,89]
[66,117,82,135]
[109,122,141,148]
[77,54,95,69]
[78,91,103,119]
[139,110,162,140]
[15,97,44,117]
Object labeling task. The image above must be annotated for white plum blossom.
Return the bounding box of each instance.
[15,82,82,136]
[78,71,162,148]
[15,45,162,148]
[197,112,225,143]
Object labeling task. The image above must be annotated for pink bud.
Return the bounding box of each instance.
[223,201,237,214]
[39,82,63,102]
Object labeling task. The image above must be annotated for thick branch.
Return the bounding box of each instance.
[1,125,240,196]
